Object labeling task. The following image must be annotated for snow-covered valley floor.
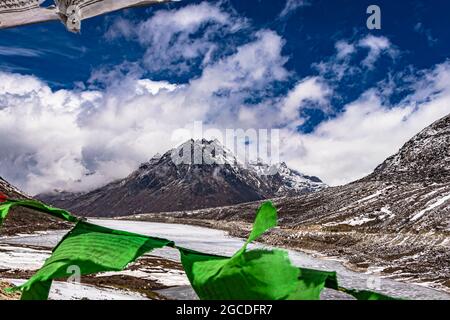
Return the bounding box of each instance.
[1,219,449,300]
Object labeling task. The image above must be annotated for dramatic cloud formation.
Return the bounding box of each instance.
[1,2,450,194]
[282,62,450,185]
[0,26,296,194]
[106,2,247,76]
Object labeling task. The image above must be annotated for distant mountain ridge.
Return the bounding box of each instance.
[152,114,450,290]
[38,139,326,216]
[172,114,450,233]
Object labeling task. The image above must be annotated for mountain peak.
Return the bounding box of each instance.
[163,138,241,167]
[38,139,326,216]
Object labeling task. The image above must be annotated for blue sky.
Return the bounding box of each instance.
[1,0,450,194]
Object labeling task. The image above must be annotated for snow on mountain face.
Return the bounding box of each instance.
[167,139,326,195]
[179,115,450,233]
[140,139,326,198]
[38,139,326,216]
[163,114,450,290]
[170,139,240,167]
[248,161,325,196]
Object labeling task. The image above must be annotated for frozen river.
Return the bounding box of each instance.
[1,219,449,300]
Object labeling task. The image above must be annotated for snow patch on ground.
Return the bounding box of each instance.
[379,206,395,220]
[411,193,450,221]
[2,279,148,300]
[356,191,383,203]
[97,268,189,287]
[355,187,392,204]
[345,216,377,226]
[0,244,50,270]
[3,221,450,300]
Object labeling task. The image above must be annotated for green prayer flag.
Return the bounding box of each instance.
[180,247,300,300]
[15,221,173,300]
[246,201,277,245]
[178,247,225,285]
[20,281,52,301]
[288,268,338,300]
[1,198,400,301]
[179,201,302,300]
[178,201,394,300]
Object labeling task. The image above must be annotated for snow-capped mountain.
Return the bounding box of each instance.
[146,114,450,290]
[249,161,325,196]
[38,139,326,216]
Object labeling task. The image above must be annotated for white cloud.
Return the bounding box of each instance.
[335,41,355,60]
[104,17,135,40]
[1,7,450,195]
[0,46,43,57]
[279,0,310,18]
[135,79,177,95]
[358,35,397,69]
[0,29,292,195]
[280,77,330,126]
[190,30,288,95]
[281,62,450,185]
[314,35,397,79]
[106,2,247,75]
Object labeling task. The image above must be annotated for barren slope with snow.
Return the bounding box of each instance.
[135,114,450,291]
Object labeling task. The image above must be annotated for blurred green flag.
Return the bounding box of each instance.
[179,202,335,300]
[2,199,399,301]
[12,221,173,300]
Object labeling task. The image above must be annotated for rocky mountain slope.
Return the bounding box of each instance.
[0,178,68,236]
[38,139,325,217]
[128,114,450,291]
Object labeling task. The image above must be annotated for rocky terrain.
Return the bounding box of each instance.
[0,115,450,291]
[123,114,450,292]
[38,139,325,216]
